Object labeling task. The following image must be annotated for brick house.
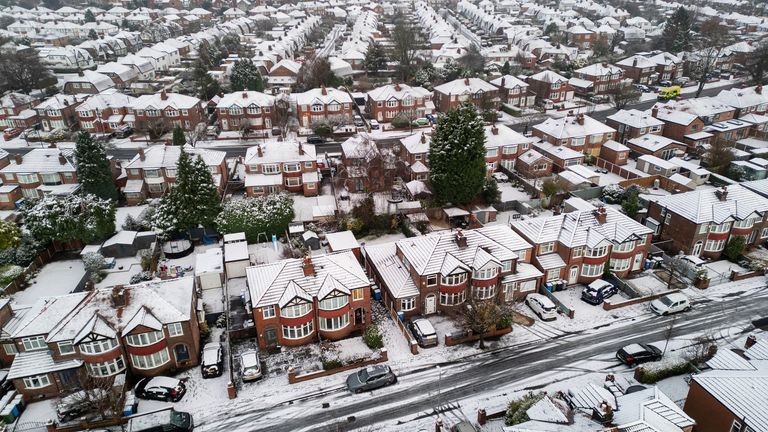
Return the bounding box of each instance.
[268,59,301,88]
[566,25,594,49]
[484,124,535,172]
[216,91,275,132]
[659,98,737,126]
[715,85,768,117]
[365,226,541,318]
[245,252,372,350]
[512,205,653,286]
[365,83,433,123]
[132,90,205,133]
[626,134,688,160]
[62,70,115,95]
[704,118,753,147]
[433,78,500,112]
[533,141,584,172]
[121,146,226,204]
[243,141,319,197]
[533,113,616,157]
[75,93,137,134]
[0,149,78,200]
[573,62,624,95]
[338,134,398,192]
[0,93,39,130]
[606,109,665,143]
[644,185,768,259]
[527,70,574,103]
[599,140,631,166]
[648,51,684,82]
[652,107,709,150]
[95,62,139,90]
[489,75,535,108]
[615,55,659,84]
[35,94,83,132]
[5,277,200,400]
[515,149,553,179]
[294,87,353,128]
[400,131,431,182]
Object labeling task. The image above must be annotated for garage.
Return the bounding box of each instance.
[195,248,224,290]
[224,232,250,279]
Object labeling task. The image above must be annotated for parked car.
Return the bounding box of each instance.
[307,135,326,144]
[409,318,438,347]
[658,80,673,87]
[412,117,430,126]
[134,377,187,402]
[354,115,365,127]
[369,119,380,130]
[271,127,282,136]
[115,125,133,138]
[616,343,662,366]
[201,342,223,378]
[675,77,691,85]
[634,84,651,93]
[3,128,21,140]
[649,292,691,315]
[126,408,193,432]
[346,364,397,393]
[525,293,558,321]
[239,349,263,382]
[56,389,108,422]
[581,279,619,305]
[679,255,706,267]
[425,113,438,124]
[492,172,509,183]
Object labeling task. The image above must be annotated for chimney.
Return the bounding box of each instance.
[242,90,248,98]
[716,186,728,201]
[302,256,314,276]
[298,142,304,155]
[501,77,506,87]
[394,83,401,92]
[77,69,84,77]
[257,145,263,157]
[595,206,607,224]
[138,147,145,161]
[464,77,470,86]
[321,86,327,96]
[491,126,499,135]
[577,114,584,125]
[455,229,468,249]
[14,154,21,164]
[632,57,637,67]
[602,62,608,68]
[111,286,127,307]
[58,153,66,165]
[651,107,659,118]
[420,134,426,143]
[757,85,763,95]
[160,89,168,100]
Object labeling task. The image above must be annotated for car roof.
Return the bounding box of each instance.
[412,318,436,335]
[588,279,612,290]
[622,343,646,355]
[530,293,555,306]
[203,342,220,351]
[240,350,259,366]
[366,364,389,375]
[663,292,688,302]
[145,376,181,388]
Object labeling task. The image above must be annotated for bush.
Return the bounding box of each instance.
[0,234,45,267]
[82,252,107,283]
[636,358,695,384]
[363,325,384,350]
[723,236,746,262]
[215,194,295,243]
[496,312,513,330]
[505,392,546,425]
[0,265,23,286]
[482,177,500,205]
[322,359,343,370]
[391,115,410,129]
[129,271,153,284]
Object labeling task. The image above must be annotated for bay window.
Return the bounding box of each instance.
[262,164,280,174]
[473,285,496,300]
[709,222,731,234]
[586,245,608,257]
[319,314,349,331]
[87,356,126,377]
[130,348,170,369]
[17,173,38,184]
[22,336,46,351]
[581,263,605,277]
[704,239,726,252]
[283,162,301,172]
[319,293,349,310]
[80,338,118,354]
[613,241,634,253]
[282,321,313,339]
[281,302,312,318]
[442,273,467,286]
[439,291,465,306]
[41,173,61,185]
[401,297,416,311]
[126,331,164,347]
[473,266,498,280]
[609,258,631,271]
[733,218,755,229]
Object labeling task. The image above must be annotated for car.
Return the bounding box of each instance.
[271,127,282,136]
[425,113,437,124]
[409,318,438,348]
[115,125,133,138]
[525,293,558,321]
[658,80,673,87]
[650,292,691,316]
[3,128,21,140]
[201,342,223,378]
[56,389,109,422]
[346,364,397,393]
[239,349,263,382]
[306,135,326,144]
[369,119,380,130]
[354,115,365,127]
[675,77,691,85]
[634,84,651,93]
[127,408,194,432]
[411,117,430,126]
[492,172,509,183]
[616,343,662,366]
[679,255,706,267]
[134,377,187,402]
[581,279,619,305]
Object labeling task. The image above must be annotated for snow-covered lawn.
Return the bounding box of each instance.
[684,275,768,302]
[248,241,290,265]
[292,193,337,223]
[498,182,531,202]
[360,232,406,246]
[114,204,148,230]
[12,398,57,428]
[549,287,649,333]
[95,257,143,288]
[13,259,85,304]
[625,271,672,296]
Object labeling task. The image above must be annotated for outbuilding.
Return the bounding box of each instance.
[196,248,224,289]
[223,232,250,279]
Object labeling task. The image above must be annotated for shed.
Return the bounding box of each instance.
[302,230,321,250]
[101,231,138,258]
[326,230,361,262]
[471,205,497,224]
[195,248,224,290]
[223,232,250,279]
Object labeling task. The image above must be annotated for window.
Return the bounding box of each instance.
[282,321,313,339]
[130,348,170,369]
[609,258,631,271]
[58,341,75,355]
[638,235,647,246]
[352,289,364,301]
[704,239,726,252]
[426,275,438,286]
[166,110,179,117]
[731,420,742,432]
[581,263,605,277]
[502,261,512,272]
[41,173,61,185]
[401,297,416,311]
[285,177,301,187]
[282,302,312,318]
[440,291,466,306]
[126,331,164,347]
[762,227,768,239]
[319,293,349,310]
[473,284,496,300]
[546,268,561,282]
[311,104,323,112]
[699,223,709,234]
[262,305,276,319]
[486,148,498,157]
[247,106,261,115]
[572,137,585,146]
[22,336,46,351]
[613,241,634,253]
[143,169,161,178]
[3,343,17,355]
[441,273,467,286]
[17,173,38,184]
[165,168,177,178]
[87,356,126,377]
[710,222,731,233]
[262,164,280,174]
[167,322,183,337]
[304,161,313,169]
[79,338,118,354]
[145,109,159,117]
[664,213,671,225]
[503,145,517,155]
[319,314,349,331]
[733,218,755,229]
[284,162,301,172]
[534,163,548,171]
[572,247,583,258]
[23,375,51,389]
[586,245,608,257]
[229,107,242,115]
[328,103,340,112]
[539,242,555,254]
[473,266,498,280]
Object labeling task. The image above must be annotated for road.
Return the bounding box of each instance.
[196,286,768,431]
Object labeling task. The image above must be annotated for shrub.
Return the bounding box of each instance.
[363,325,384,350]
[0,265,23,286]
[636,358,695,384]
[129,271,153,284]
[723,236,746,262]
[391,115,410,129]
[82,252,107,283]
[322,359,343,370]
[505,392,546,425]
[496,312,513,330]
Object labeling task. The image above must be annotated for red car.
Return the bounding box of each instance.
[3,128,21,140]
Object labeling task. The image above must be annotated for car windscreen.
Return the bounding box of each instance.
[170,411,188,428]
[358,369,369,382]
[660,296,674,306]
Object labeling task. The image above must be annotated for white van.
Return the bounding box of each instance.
[526,293,558,321]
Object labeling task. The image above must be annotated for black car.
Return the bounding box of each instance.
[307,136,326,144]
[201,342,223,378]
[134,377,187,402]
[581,280,619,305]
[616,343,662,366]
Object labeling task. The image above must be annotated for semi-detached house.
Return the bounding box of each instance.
[433,78,500,112]
[532,113,616,157]
[75,92,137,134]
[365,83,433,123]
[35,94,83,132]
[606,109,665,143]
[132,90,205,132]
[0,148,78,200]
[242,141,319,197]
[294,87,353,128]
[216,90,275,132]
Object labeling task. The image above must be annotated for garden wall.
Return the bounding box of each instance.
[602,289,680,311]
[386,304,419,355]
[444,326,512,346]
[287,349,388,384]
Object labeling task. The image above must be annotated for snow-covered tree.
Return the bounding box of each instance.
[229,59,264,92]
[74,131,118,201]
[172,125,186,146]
[428,102,487,205]
[215,193,294,243]
[0,220,21,250]
[23,194,115,244]
[84,9,96,23]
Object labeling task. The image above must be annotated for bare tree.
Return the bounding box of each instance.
[460,298,512,349]
[744,40,768,86]
[135,118,172,141]
[391,18,418,82]
[690,18,732,98]
[684,333,718,367]
[61,373,126,425]
[272,97,291,138]
[704,137,735,174]
[0,49,53,94]
[608,85,641,110]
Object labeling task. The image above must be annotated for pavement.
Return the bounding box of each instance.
[194,284,768,432]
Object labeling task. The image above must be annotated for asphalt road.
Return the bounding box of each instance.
[197,286,768,431]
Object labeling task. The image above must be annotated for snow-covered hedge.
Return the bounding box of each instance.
[0,265,23,286]
[215,194,295,243]
[23,194,115,244]
[636,357,694,384]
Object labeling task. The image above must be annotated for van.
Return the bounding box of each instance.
[658,86,681,101]
[409,318,438,347]
[127,409,194,432]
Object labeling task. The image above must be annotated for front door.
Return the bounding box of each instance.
[264,327,278,348]
[568,266,579,285]
[692,241,703,257]
[221,119,228,130]
[632,253,643,271]
[424,294,436,315]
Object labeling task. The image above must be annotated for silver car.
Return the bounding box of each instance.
[239,349,262,382]
[346,365,396,393]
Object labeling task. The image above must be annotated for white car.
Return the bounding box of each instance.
[526,293,558,321]
[492,172,509,183]
[239,349,262,382]
[649,292,691,315]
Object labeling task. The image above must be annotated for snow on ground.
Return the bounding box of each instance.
[498,182,531,202]
[95,257,143,288]
[549,287,648,333]
[703,260,747,279]
[624,271,671,296]
[360,232,406,246]
[13,398,57,429]
[163,244,219,273]
[248,241,290,265]
[114,205,148,229]
[684,274,768,302]
[13,259,85,304]
[292,193,337,223]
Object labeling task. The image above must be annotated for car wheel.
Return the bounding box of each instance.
[684,306,692,312]
[354,388,363,394]
[661,311,668,316]
[390,376,397,385]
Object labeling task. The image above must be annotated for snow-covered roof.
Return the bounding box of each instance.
[485,124,534,149]
[490,74,528,89]
[7,350,83,380]
[627,134,685,153]
[603,140,630,152]
[643,184,768,224]
[217,90,275,108]
[616,54,657,69]
[433,77,497,95]
[366,83,431,102]
[243,141,315,165]
[364,243,420,298]
[574,62,622,77]
[607,109,664,129]
[131,91,201,110]
[326,231,359,251]
[533,115,616,139]
[294,87,352,106]
[715,85,768,110]
[400,131,430,154]
[0,148,76,174]
[613,386,694,430]
[692,371,768,432]
[124,145,224,169]
[528,70,568,84]
[534,141,584,161]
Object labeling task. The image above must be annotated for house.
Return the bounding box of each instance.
[0,93,39,130]
[616,55,659,84]
[511,205,653,285]
[489,75,535,108]
[216,91,275,133]
[62,71,115,95]
[532,113,616,157]
[658,97,737,126]
[484,124,535,172]
[572,63,624,95]
[6,277,200,400]
[636,155,680,176]
[122,146,227,204]
[35,94,82,132]
[533,141,584,172]
[515,149,553,178]
[75,92,137,134]
[132,90,205,133]
[644,185,768,258]
[294,87,354,128]
[365,226,541,318]
[246,252,372,349]
[648,51,684,82]
[715,85,768,117]
[338,134,398,192]
[96,62,139,90]
[433,78,500,112]
[599,140,631,166]
[653,106,709,149]
[606,109,665,143]
[268,59,301,88]
[668,158,711,185]
[527,70,573,103]
[0,149,78,200]
[626,134,687,160]
[400,131,431,181]
[365,83,433,123]
[242,141,319,197]
[705,118,753,146]
[566,25,594,49]
[614,386,695,432]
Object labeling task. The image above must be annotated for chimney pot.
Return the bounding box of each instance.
[757,85,763,95]
[491,126,499,135]
[464,77,470,86]
[501,77,506,87]
[455,229,468,248]
[651,107,659,118]
[14,154,22,164]
[321,86,327,96]
[160,90,168,100]
[58,153,66,165]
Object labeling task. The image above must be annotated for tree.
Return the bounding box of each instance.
[705,138,735,174]
[621,189,640,218]
[592,34,612,58]
[23,194,115,244]
[362,42,387,75]
[229,59,264,92]
[608,85,641,110]
[220,33,241,55]
[272,97,291,137]
[691,18,731,98]
[0,50,53,94]
[745,41,768,86]
[505,392,546,425]
[295,57,342,92]
[193,59,221,100]
[482,177,500,205]
[88,29,98,40]
[172,125,186,146]
[215,193,294,243]
[74,131,118,201]
[392,19,418,82]
[0,220,21,250]
[663,7,692,53]
[428,103,486,205]
[84,9,96,23]
[543,22,558,36]
[542,179,559,198]
[459,45,485,75]
[723,236,746,262]
[460,299,511,349]
[500,61,511,75]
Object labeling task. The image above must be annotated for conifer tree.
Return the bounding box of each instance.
[74,131,118,201]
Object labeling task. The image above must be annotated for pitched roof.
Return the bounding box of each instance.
[433,77,497,95]
[124,145,225,169]
[217,90,275,108]
[643,184,768,224]
[533,114,616,138]
[607,109,664,129]
[7,350,83,380]
[131,92,201,110]
[366,83,431,101]
[692,371,768,431]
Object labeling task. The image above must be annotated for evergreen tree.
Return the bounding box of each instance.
[172,125,186,145]
[88,29,98,40]
[362,42,387,75]
[23,194,115,244]
[428,103,487,205]
[193,59,221,100]
[229,59,264,92]
[84,9,96,23]
[500,61,511,75]
[74,131,118,201]
[663,7,692,53]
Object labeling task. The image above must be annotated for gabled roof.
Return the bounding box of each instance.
[401,131,430,154]
[433,77,497,95]
[7,350,82,380]
[533,114,616,138]
[643,184,768,224]
[528,70,568,84]
[607,109,664,129]
[217,90,275,108]
[124,145,225,169]
[132,92,201,110]
[692,371,768,432]
[367,84,431,101]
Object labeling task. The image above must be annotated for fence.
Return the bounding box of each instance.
[603,289,680,311]
[594,158,642,180]
[538,286,575,319]
[570,186,603,201]
[287,349,388,384]
[386,304,419,355]
[604,273,643,299]
[1,245,60,295]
